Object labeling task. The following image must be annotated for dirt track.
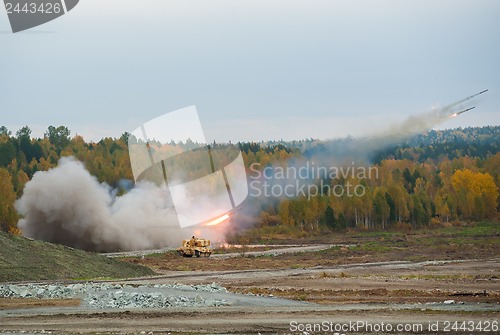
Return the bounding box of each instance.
[102,244,338,259]
[1,257,499,334]
[1,306,498,335]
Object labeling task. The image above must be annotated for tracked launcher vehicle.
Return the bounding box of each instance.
[177,237,212,257]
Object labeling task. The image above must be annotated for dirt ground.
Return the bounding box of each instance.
[0,298,81,310]
[2,307,499,335]
[123,224,500,273]
[1,226,499,334]
[1,257,498,334]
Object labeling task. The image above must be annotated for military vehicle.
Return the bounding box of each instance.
[176,236,212,257]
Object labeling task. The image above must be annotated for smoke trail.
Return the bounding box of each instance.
[241,91,487,209]
[367,94,476,144]
[15,92,486,248]
[16,157,224,252]
[303,91,487,163]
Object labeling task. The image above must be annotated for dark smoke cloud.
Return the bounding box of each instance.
[16,157,224,252]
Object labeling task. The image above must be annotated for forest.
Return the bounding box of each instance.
[0,125,498,235]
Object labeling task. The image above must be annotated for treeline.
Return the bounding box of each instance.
[247,156,499,233]
[373,126,500,164]
[0,125,499,234]
[237,127,500,232]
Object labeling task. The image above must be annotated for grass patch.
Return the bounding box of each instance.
[126,221,499,273]
[227,224,314,244]
[355,241,394,253]
[318,271,333,278]
[0,232,154,282]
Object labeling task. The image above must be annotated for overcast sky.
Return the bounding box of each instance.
[1,0,499,142]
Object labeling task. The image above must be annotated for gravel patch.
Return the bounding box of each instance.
[0,282,228,309]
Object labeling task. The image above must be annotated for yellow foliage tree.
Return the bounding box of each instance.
[451,169,498,219]
[0,168,18,232]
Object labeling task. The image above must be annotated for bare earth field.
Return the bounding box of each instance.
[1,222,499,334]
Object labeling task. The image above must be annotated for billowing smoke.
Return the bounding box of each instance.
[15,92,486,250]
[16,157,225,252]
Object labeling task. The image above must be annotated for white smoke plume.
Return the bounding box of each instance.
[303,90,488,164]
[240,91,487,209]
[16,157,225,252]
[364,90,487,144]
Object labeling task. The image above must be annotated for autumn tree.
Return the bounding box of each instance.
[434,192,451,222]
[0,124,498,237]
[373,187,390,229]
[0,168,17,232]
[278,200,292,225]
[451,169,498,219]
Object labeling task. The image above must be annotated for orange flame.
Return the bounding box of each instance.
[205,214,230,226]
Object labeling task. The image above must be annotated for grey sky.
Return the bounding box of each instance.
[1,0,499,142]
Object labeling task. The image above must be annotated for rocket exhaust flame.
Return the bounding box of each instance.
[440,89,487,115]
[448,106,475,119]
[310,89,489,164]
[376,89,488,139]
[205,214,230,226]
